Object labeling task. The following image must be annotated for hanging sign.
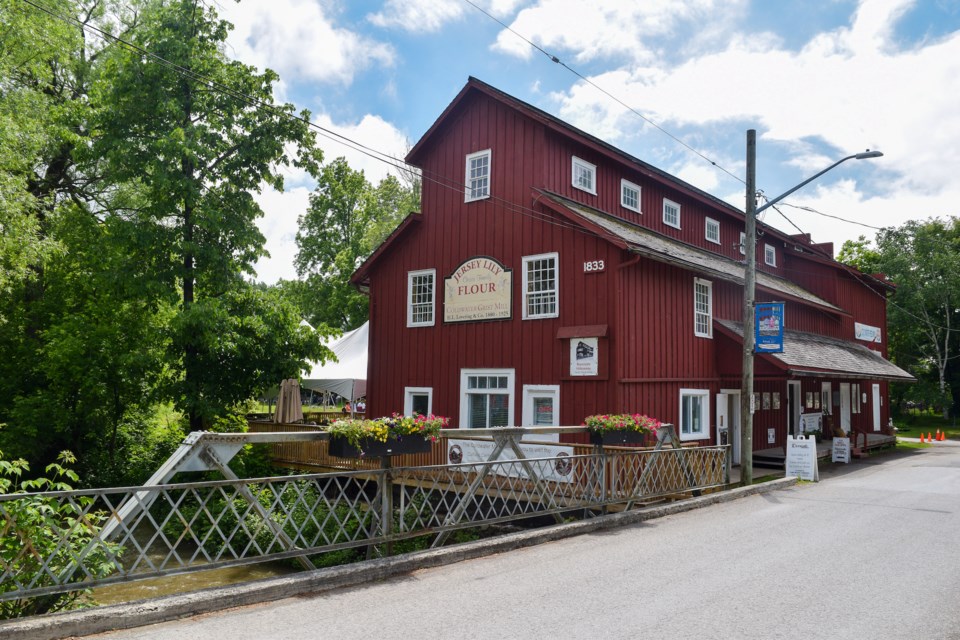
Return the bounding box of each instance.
[755,302,785,353]
[570,337,599,376]
[855,322,882,343]
[447,439,575,483]
[444,257,512,323]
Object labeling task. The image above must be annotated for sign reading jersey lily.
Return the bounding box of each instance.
[755,302,785,353]
[444,256,512,323]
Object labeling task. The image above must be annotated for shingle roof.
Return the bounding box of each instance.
[716,320,915,381]
[540,191,845,315]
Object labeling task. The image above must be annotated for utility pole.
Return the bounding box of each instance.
[740,130,757,486]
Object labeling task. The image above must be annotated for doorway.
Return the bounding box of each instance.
[787,381,802,437]
[717,390,741,465]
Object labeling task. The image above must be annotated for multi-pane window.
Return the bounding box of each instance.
[680,389,710,440]
[663,198,681,229]
[572,156,596,195]
[465,150,491,201]
[705,218,720,244]
[523,252,559,319]
[694,278,712,338]
[407,269,435,327]
[764,243,777,266]
[461,369,515,428]
[621,179,642,213]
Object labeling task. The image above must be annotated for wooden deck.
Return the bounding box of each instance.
[754,433,897,468]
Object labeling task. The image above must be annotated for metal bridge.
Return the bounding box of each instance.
[0,426,727,605]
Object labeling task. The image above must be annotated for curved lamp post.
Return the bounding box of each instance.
[740,131,882,485]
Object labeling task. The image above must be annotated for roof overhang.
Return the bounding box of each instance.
[715,320,915,382]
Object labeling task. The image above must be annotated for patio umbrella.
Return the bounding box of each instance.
[274,378,304,424]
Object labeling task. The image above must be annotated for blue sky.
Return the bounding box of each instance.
[210,0,960,283]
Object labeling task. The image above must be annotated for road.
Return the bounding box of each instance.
[89,443,960,640]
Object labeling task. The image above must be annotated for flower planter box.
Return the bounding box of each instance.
[328,435,432,458]
[588,430,647,446]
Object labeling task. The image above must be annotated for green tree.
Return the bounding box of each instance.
[94,0,323,430]
[842,219,960,418]
[296,159,419,331]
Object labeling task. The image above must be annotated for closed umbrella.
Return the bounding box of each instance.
[274,378,304,424]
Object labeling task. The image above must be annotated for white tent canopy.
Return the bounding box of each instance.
[301,321,368,402]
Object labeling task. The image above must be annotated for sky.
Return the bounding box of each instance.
[208,0,960,284]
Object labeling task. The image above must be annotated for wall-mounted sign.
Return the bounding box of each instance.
[855,322,882,343]
[570,337,599,376]
[800,412,823,434]
[583,260,606,273]
[444,257,512,323]
[755,302,785,353]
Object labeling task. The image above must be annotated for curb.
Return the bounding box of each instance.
[1,477,797,640]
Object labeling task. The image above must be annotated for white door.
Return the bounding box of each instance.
[840,382,851,432]
[521,385,559,442]
[718,390,741,465]
[872,383,881,432]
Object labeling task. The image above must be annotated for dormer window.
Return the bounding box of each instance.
[621,179,641,213]
[572,156,596,195]
[663,198,681,229]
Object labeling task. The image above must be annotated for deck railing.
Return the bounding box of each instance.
[0,427,726,605]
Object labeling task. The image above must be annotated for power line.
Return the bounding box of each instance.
[776,201,884,231]
[461,0,747,187]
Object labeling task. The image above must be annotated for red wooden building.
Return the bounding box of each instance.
[351,77,912,455]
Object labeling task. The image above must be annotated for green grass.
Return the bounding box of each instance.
[896,439,933,450]
[892,411,958,440]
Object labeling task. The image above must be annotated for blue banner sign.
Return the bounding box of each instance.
[755,302,784,353]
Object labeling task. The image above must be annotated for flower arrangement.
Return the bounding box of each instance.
[328,413,449,449]
[583,413,662,435]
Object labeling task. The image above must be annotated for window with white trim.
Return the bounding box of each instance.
[523,252,558,319]
[522,385,560,443]
[764,243,777,267]
[851,383,861,414]
[821,382,832,416]
[680,389,710,440]
[663,198,681,229]
[572,156,596,195]
[705,217,720,244]
[407,269,436,327]
[404,387,433,416]
[465,149,491,202]
[694,278,712,338]
[621,179,642,213]
[460,369,515,428]
[739,231,746,256]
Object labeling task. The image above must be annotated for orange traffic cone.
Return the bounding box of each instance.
[921,433,926,443]
[939,431,946,441]
[936,429,942,441]
[929,432,934,442]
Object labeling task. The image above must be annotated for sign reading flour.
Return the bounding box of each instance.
[444,257,512,323]
[785,434,819,481]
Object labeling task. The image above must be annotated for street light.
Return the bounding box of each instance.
[740,131,882,485]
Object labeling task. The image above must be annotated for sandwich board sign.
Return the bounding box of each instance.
[785,434,819,481]
[832,437,851,464]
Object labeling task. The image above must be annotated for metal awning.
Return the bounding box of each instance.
[715,320,915,382]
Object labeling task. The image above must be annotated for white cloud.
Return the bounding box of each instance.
[492,0,746,61]
[253,186,311,284]
[367,0,524,33]
[220,0,394,85]
[313,113,412,184]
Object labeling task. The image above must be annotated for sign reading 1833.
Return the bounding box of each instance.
[583,260,605,273]
[444,256,513,323]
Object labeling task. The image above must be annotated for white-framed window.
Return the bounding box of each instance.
[705,217,720,244]
[821,382,832,416]
[572,156,596,195]
[739,231,746,256]
[522,252,559,319]
[460,369,515,428]
[663,198,681,229]
[680,389,710,441]
[407,269,436,327]
[694,278,713,338]
[522,385,560,443]
[404,387,433,416]
[621,179,642,213]
[764,243,777,267]
[465,149,491,202]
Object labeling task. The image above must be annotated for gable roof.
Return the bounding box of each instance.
[351,212,422,289]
